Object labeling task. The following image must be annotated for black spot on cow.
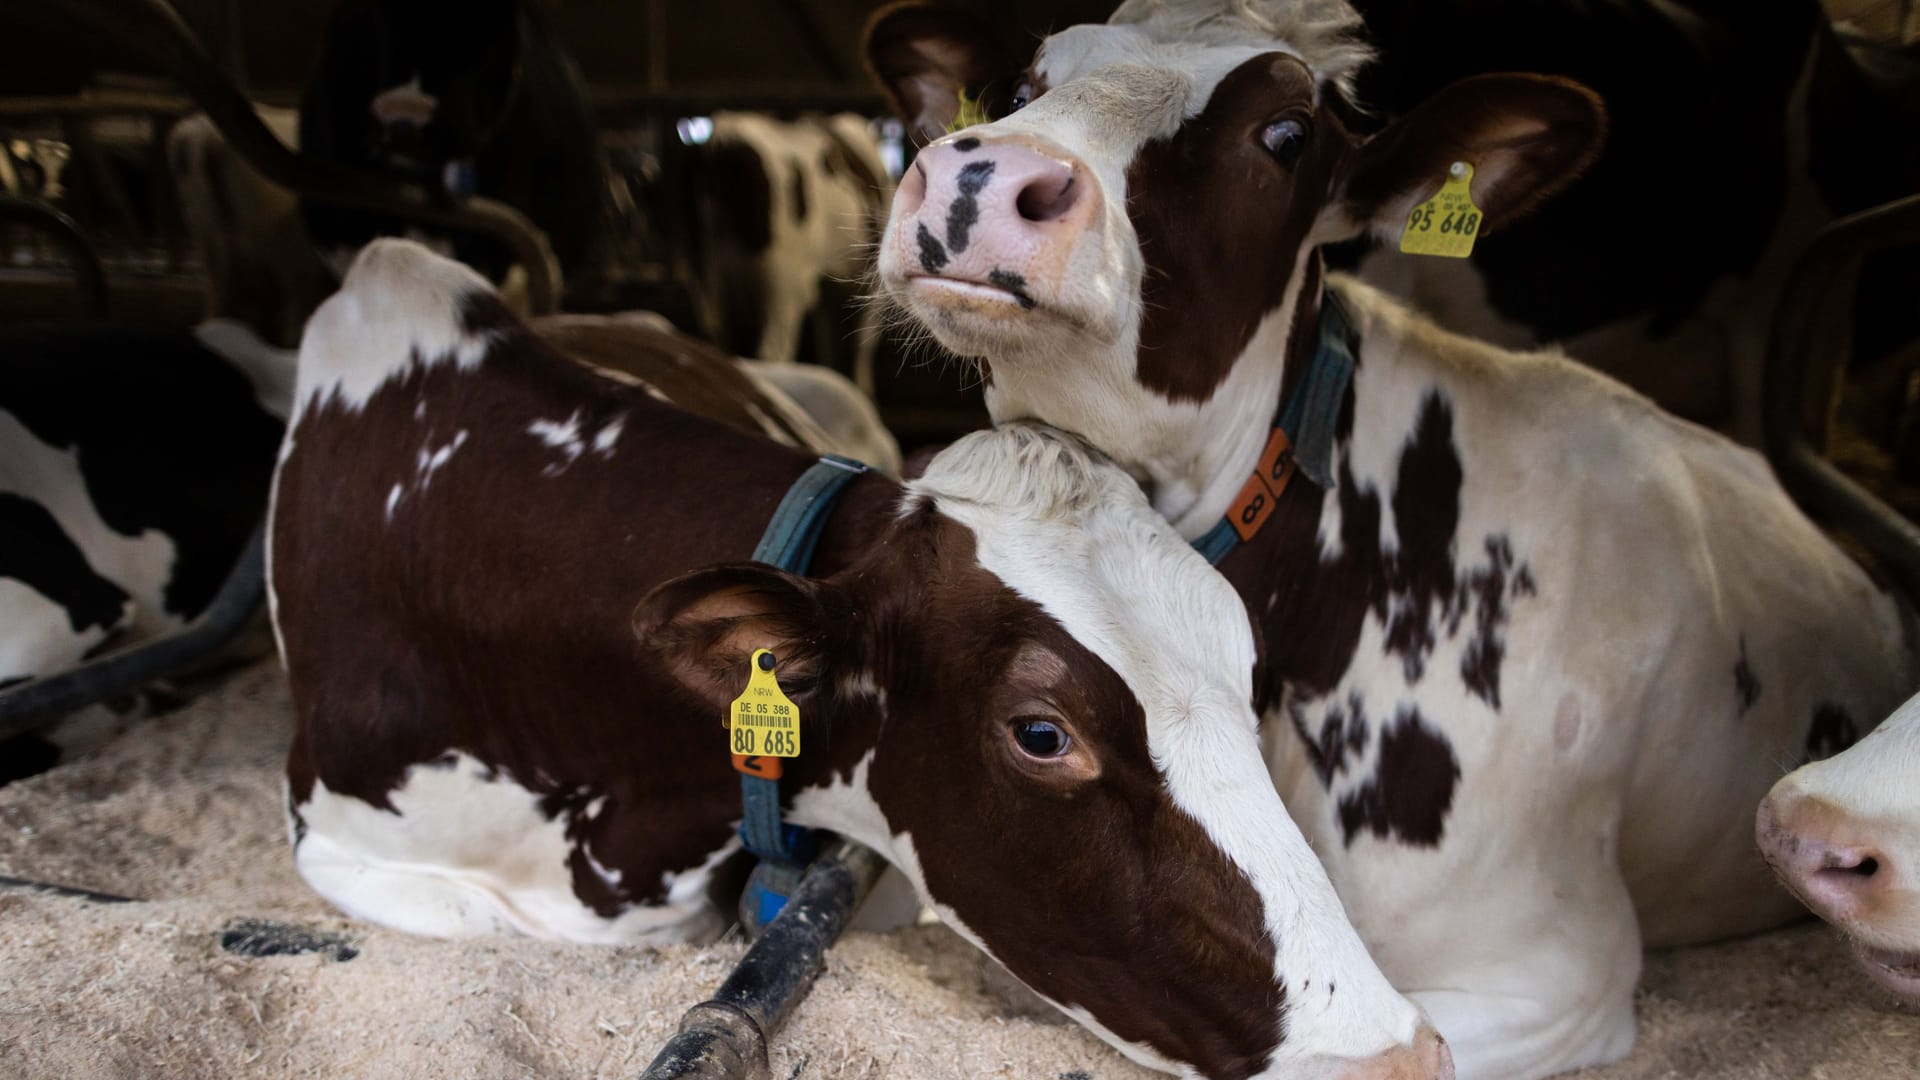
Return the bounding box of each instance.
[1806,701,1857,761]
[916,223,949,272]
[946,159,996,254]
[1451,534,1527,711]
[1337,705,1461,848]
[219,917,359,962]
[988,269,1036,310]
[954,137,982,153]
[789,162,810,223]
[0,493,131,637]
[1291,690,1370,786]
[1733,636,1762,715]
[1380,393,1463,683]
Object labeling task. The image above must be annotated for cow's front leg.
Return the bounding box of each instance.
[1389,868,1642,1080]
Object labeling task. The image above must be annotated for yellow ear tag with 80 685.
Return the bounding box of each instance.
[1400,161,1483,259]
[947,87,990,134]
[729,649,800,770]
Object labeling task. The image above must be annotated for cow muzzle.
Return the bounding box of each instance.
[1758,790,1920,997]
[889,135,1098,320]
[1329,1025,1455,1080]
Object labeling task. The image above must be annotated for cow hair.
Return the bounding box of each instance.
[1109,0,1374,99]
[906,422,1134,523]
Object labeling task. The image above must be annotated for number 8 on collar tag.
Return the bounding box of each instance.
[729,649,801,760]
[1400,162,1482,259]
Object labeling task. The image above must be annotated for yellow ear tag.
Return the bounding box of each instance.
[1399,161,1483,259]
[947,88,990,134]
[728,649,800,765]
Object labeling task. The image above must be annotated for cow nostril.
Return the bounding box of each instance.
[1016,173,1078,223]
[1854,857,1880,877]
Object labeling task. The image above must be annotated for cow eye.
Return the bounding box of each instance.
[1011,717,1069,758]
[1010,80,1034,113]
[1260,119,1309,166]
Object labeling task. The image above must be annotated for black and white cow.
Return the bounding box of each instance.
[1337,0,1920,439]
[297,0,606,298]
[866,1,1917,1075]
[0,320,292,780]
[672,112,894,390]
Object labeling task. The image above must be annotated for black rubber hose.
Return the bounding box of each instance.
[640,840,887,1080]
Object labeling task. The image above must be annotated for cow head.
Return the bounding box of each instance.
[354,0,524,170]
[1760,693,1920,1001]
[636,425,1450,1079]
[866,0,1602,521]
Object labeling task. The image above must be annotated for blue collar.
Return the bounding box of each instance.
[1192,291,1358,566]
[737,453,868,927]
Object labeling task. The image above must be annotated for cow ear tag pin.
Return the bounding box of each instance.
[1400,161,1483,259]
[729,649,800,778]
[947,87,990,134]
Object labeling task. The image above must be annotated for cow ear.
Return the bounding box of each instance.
[864,2,1017,143]
[635,564,849,709]
[1331,74,1605,242]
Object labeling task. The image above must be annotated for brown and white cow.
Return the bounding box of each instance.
[1760,690,1920,1002]
[865,1,1917,1075]
[269,239,1452,1080]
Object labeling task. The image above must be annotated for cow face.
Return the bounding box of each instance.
[637,425,1450,1079]
[867,1,1600,502]
[1760,693,1920,1000]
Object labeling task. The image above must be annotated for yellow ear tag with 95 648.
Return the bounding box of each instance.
[947,87,990,134]
[729,649,800,774]
[1400,161,1483,259]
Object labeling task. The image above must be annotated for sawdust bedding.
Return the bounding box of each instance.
[1,662,1913,1079]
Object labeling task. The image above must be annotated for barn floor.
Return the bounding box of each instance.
[0,663,1914,1080]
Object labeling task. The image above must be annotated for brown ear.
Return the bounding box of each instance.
[863,2,1019,143]
[634,564,850,709]
[1334,73,1606,242]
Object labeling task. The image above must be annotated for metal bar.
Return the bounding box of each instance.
[37,0,560,313]
[592,85,887,119]
[640,841,887,1080]
[0,523,265,739]
[1763,193,1920,593]
[0,196,109,320]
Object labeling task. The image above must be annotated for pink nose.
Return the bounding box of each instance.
[1336,1025,1455,1080]
[891,137,1093,285]
[1758,792,1891,923]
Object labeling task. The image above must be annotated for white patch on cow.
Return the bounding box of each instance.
[416,429,469,487]
[0,410,180,633]
[591,418,623,457]
[384,483,404,521]
[294,752,724,946]
[528,411,585,472]
[292,239,497,421]
[907,424,1428,1072]
[414,400,427,421]
[661,835,743,908]
[0,578,124,683]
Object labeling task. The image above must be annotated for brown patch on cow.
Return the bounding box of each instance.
[863,3,1034,140]
[275,312,899,909]
[1336,705,1461,848]
[859,525,1286,1078]
[1128,54,1348,404]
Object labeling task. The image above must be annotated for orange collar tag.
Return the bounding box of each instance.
[1226,427,1298,542]
[728,649,800,774]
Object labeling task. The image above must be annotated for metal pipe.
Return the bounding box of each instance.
[35,0,560,313]
[1762,193,1920,594]
[0,523,265,738]
[640,840,887,1080]
[0,196,109,320]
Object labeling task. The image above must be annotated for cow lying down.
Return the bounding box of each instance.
[864,1,1918,1076]
[1762,691,1920,1003]
[270,239,1452,1080]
